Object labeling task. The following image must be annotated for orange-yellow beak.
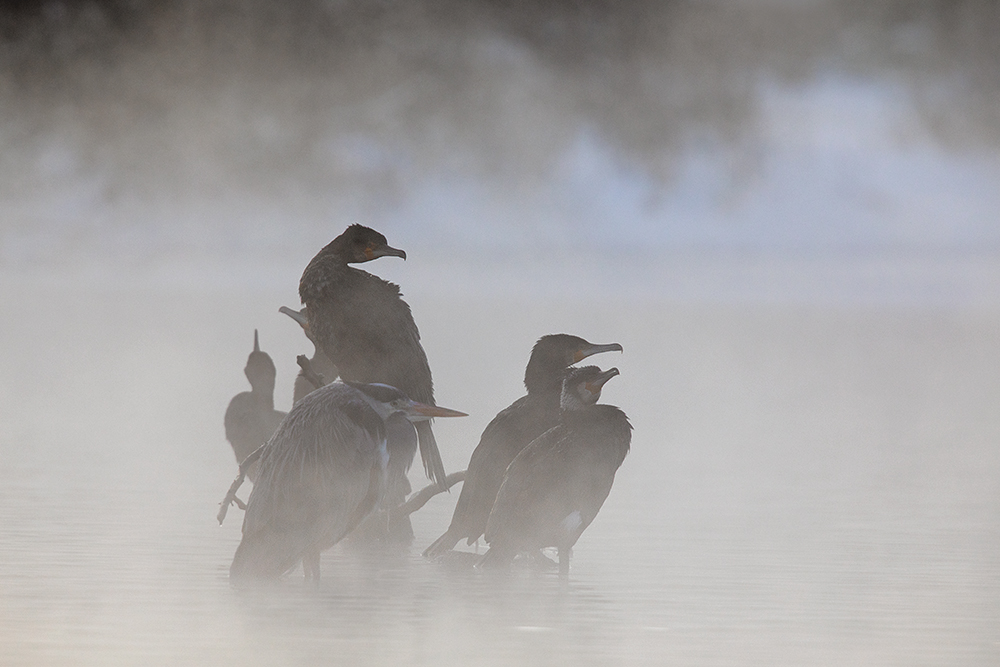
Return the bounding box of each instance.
[405,401,468,421]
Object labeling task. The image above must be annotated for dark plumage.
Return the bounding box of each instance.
[480,366,631,575]
[298,225,446,510]
[223,330,285,482]
[229,381,466,582]
[278,305,340,404]
[423,335,622,558]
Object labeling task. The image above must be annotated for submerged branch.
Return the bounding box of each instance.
[216,444,266,525]
[390,470,466,521]
[217,453,464,527]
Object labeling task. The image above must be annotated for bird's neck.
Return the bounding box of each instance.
[523,363,565,397]
[560,392,597,414]
[299,245,352,303]
[526,387,563,415]
[250,382,276,409]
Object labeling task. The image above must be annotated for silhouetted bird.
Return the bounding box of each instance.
[278,305,340,404]
[424,335,622,558]
[224,330,285,482]
[299,224,445,543]
[479,366,630,576]
[230,381,466,582]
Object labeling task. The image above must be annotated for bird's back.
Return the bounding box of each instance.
[230,384,387,580]
[304,268,433,403]
[301,256,444,488]
[224,391,285,479]
[449,393,560,544]
[485,405,632,554]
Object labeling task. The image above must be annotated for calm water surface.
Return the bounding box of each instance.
[1,286,997,666]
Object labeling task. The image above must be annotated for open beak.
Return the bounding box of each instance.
[585,367,620,395]
[279,306,310,330]
[404,401,467,421]
[574,342,623,364]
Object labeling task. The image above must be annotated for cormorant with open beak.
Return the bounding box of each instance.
[424,335,622,558]
[479,366,630,576]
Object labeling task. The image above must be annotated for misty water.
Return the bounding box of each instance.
[2,284,998,666]
[3,1,1000,665]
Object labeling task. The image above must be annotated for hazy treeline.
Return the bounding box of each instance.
[1,0,998,243]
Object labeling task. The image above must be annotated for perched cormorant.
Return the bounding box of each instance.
[229,381,466,581]
[423,335,622,558]
[479,366,631,576]
[223,330,285,482]
[278,305,340,404]
[298,224,445,545]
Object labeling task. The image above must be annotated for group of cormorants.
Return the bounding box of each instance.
[222,224,632,581]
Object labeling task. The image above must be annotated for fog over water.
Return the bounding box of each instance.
[1,1,999,665]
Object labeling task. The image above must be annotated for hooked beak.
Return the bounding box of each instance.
[404,400,468,422]
[573,342,623,364]
[585,367,620,395]
[366,244,407,261]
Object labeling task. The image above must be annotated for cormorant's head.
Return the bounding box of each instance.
[332,224,407,264]
[244,329,277,392]
[560,365,620,411]
[524,334,623,393]
[347,381,467,422]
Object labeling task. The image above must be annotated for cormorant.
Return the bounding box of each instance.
[479,365,631,576]
[229,381,466,582]
[223,330,285,482]
[278,305,340,403]
[423,335,622,558]
[298,224,445,544]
